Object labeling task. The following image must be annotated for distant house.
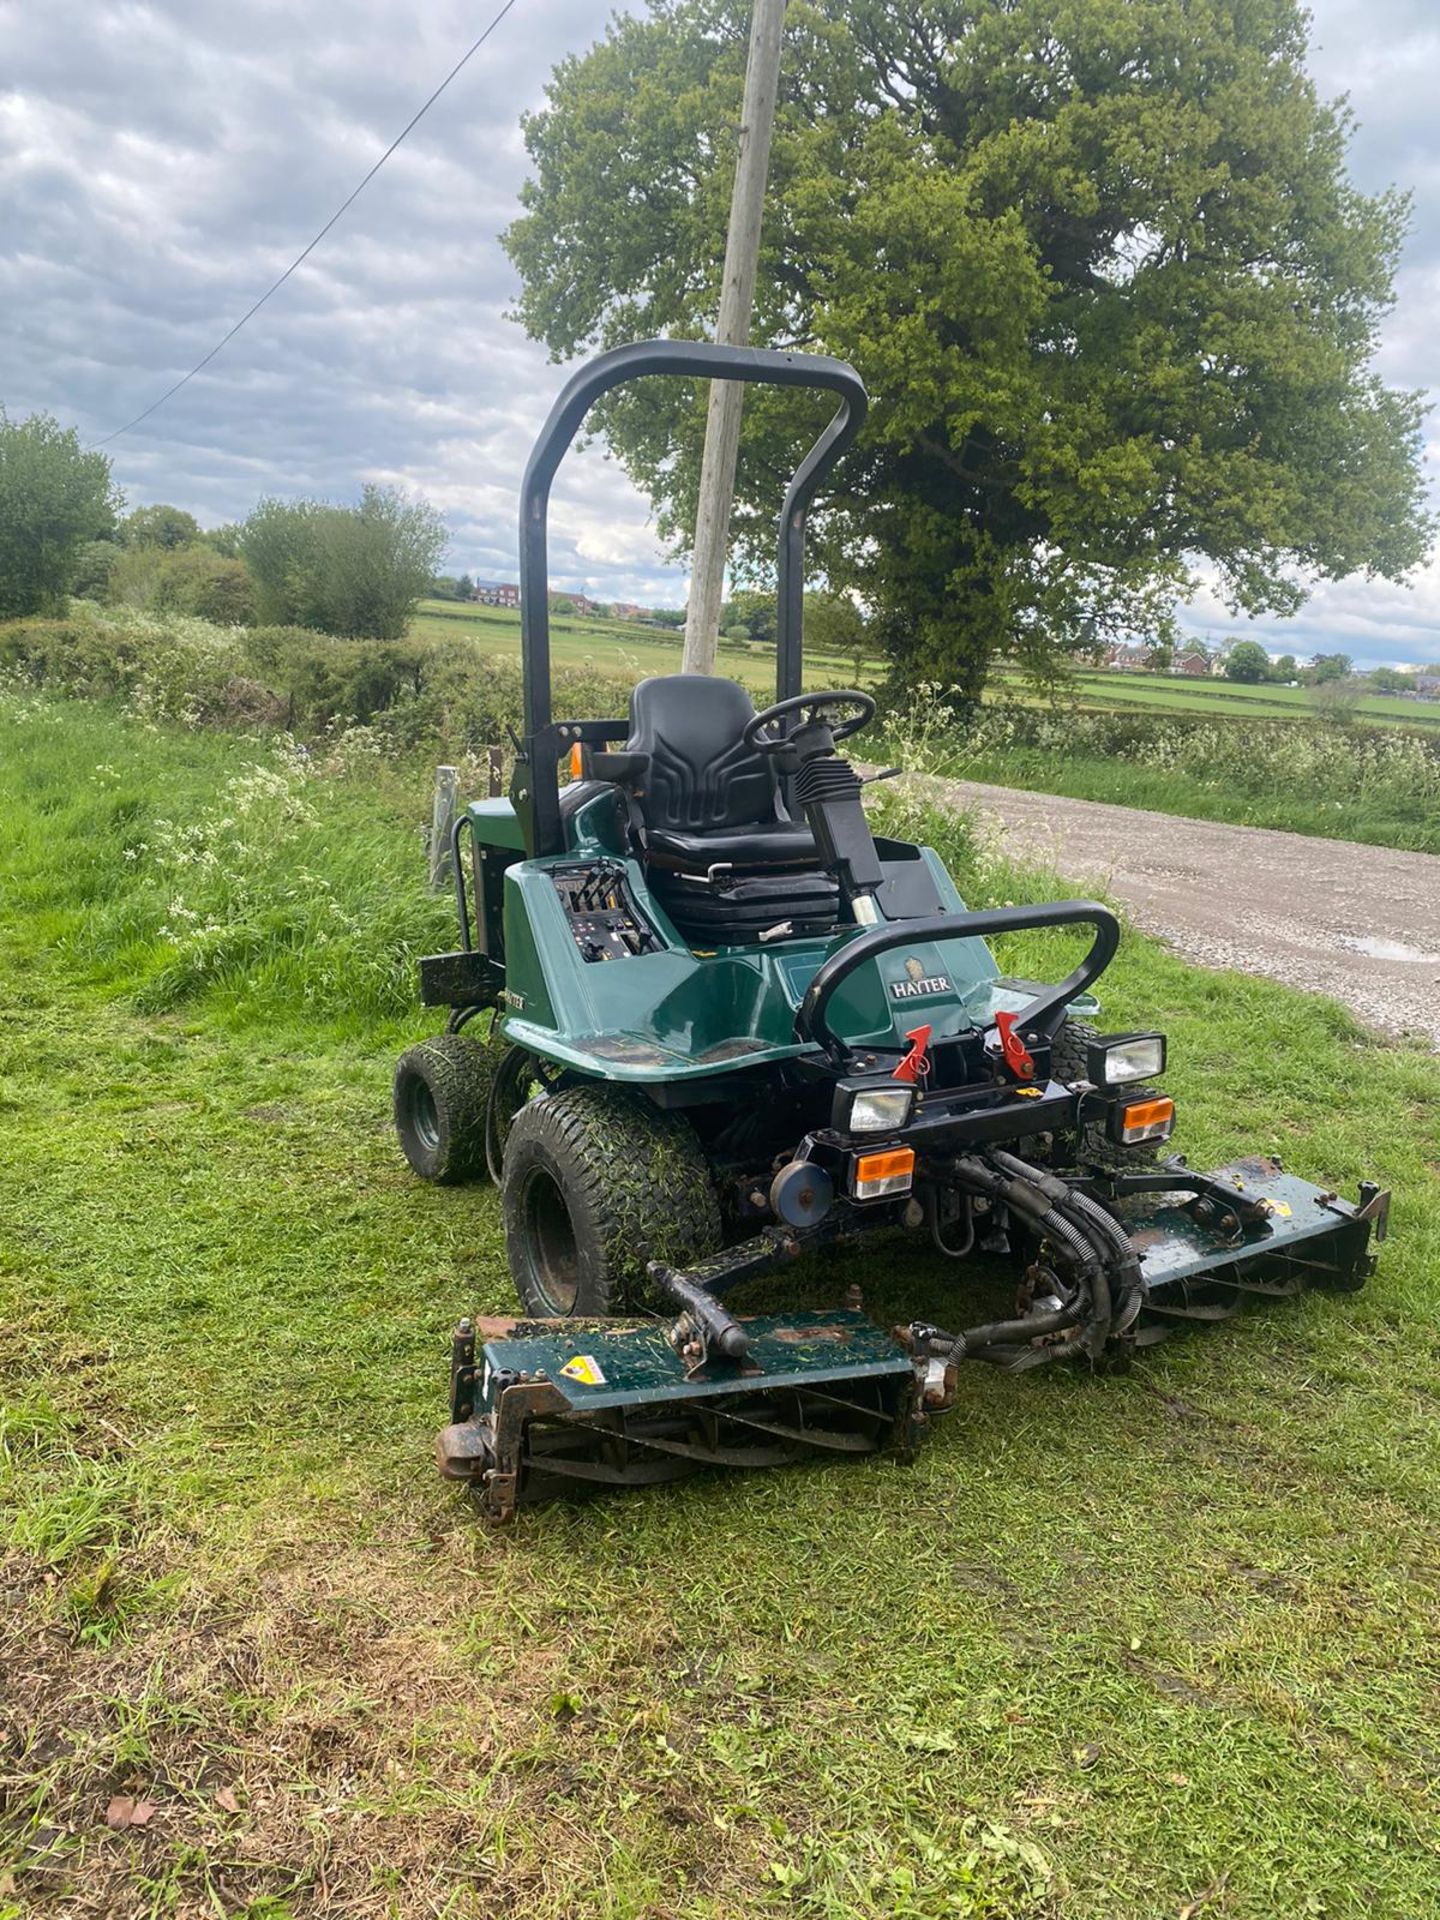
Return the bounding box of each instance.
[1104,644,1152,671]
[548,590,599,616]
[1175,650,1211,677]
[611,601,648,621]
[1416,675,1440,697]
[473,579,519,608]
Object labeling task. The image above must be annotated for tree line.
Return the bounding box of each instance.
[0,409,446,642]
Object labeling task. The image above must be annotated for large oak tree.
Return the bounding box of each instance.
[505,0,1431,697]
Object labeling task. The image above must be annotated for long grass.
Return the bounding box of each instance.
[900,696,1440,853]
[2,689,1438,1918]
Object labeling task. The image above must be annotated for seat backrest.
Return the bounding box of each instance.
[625,674,779,833]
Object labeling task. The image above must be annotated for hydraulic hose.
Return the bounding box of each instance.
[953,1153,1116,1359]
[1064,1186,1145,1334]
[922,1306,1081,1362]
[990,1148,1143,1337]
[952,1157,1099,1281]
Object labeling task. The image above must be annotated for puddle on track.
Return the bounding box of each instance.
[1338,935,1440,964]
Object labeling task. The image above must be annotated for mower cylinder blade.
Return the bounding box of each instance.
[1122,1159,1380,1344]
[442,1310,918,1521]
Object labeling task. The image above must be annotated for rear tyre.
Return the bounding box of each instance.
[394,1032,504,1185]
[1050,1018,1162,1173]
[502,1085,721,1318]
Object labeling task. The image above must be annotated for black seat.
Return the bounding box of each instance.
[620,675,836,941]
[624,675,817,870]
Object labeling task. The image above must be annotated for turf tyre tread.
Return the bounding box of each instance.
[502,1085,721,1317]
[394,1032,505,1185]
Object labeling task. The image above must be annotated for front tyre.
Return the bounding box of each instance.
[393,1032,504,1185]
[501,1086,721,1317]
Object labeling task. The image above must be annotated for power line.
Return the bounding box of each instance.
[96,0,523,446]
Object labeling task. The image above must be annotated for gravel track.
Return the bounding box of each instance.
[934,777,1440,1048]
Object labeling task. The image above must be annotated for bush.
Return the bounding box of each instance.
[119,504,200,550]
[0,604,636,764]
[0,410,121,616]
[882,684,1440,848]
[240,487,447,640]
[70,541,122,600]
[107,545,256,625]
[0,605,253,723]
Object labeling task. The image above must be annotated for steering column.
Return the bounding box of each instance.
[744,690,885,920]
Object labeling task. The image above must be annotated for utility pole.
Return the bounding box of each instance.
[681,0,786,675]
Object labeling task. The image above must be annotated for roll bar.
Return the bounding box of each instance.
[795,903,1123,1060]
[516,338,868,855]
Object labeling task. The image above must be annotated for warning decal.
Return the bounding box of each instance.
[559,1354,608,1387]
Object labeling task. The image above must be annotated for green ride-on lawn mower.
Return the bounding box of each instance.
[395,340,1390,1522]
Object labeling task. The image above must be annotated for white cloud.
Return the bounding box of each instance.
[1,0,1436,650]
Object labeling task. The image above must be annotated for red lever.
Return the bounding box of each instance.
[893,1024,932,1084]
[995,1011,1036,1080]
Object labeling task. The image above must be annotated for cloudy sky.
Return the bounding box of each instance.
[3,0,1438,663]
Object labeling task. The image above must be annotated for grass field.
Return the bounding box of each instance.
[990,667,1440,730]
[410,604,1440,731]
[3,694,1439,1919]
[404,604,1440,850]
[410,600,878,697]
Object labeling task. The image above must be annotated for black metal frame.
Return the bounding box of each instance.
[795,902,1122,1061]
[514,339,869,856]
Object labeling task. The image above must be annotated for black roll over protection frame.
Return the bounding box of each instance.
[795,902,1123,1063]
[512,338,869,859]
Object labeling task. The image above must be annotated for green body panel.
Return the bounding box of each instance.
[468,797,526,851]
[491,790,1098,1081]
[477,1310,914,1417]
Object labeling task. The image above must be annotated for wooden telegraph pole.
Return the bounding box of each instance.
[680,0,786,675]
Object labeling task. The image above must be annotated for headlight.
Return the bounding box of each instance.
[834,1083,916,1134]
[1085,1031,1167,1086]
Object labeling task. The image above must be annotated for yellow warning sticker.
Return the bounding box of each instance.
[559,1354,607,1387]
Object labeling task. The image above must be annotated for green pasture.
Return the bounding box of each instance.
[409,599,880,696]
[990,666,1440,729]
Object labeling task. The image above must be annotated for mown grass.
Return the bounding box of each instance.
[989,668,1440,730]
[2,694,1439,1919]
[409,600,879,697]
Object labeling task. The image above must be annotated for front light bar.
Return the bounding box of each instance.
[832,1081,916,1135]
[1086,1031,1167,1086]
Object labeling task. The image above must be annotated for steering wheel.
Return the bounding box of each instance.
[743,689,876,754]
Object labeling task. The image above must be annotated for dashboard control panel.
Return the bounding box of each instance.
[551,863,660,962]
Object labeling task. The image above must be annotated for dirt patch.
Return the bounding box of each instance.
[0,1546,772,1918]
